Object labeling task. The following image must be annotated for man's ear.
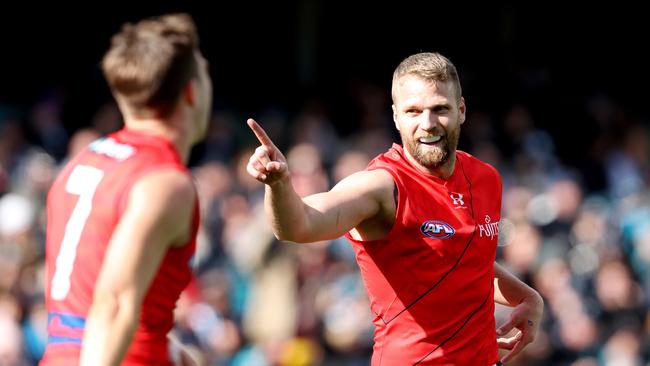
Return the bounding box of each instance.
[183,80,196,106]
[459,97,466,125]
[392,104,400,131]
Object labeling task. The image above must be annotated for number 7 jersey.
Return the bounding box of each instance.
[41,128,199,365]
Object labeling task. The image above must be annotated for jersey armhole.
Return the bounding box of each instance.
[345,165,405,244]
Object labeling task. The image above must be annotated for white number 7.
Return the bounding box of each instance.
[50,165,104,301]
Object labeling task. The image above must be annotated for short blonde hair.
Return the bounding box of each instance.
[391,52,462,103]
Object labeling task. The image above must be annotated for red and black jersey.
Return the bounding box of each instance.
[346,144,502,365]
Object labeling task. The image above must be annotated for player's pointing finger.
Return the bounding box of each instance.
[247,118,276,148]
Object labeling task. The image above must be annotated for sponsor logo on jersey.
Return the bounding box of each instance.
[420,220,455,239]
[478,215,499,240]
[89,138,135,161]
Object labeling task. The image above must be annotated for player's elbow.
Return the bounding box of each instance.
[268,218,302,242]
[274,229,304,243]
[89,289,139,325]
[273,226,312,243]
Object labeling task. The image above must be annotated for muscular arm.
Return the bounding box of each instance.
[246,118,394,243]
[80,169,196,366]
[494,262,544,363]
[494,262,541,307]
[265,169,394,242]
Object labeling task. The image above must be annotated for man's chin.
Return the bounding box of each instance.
[415,153,448,169]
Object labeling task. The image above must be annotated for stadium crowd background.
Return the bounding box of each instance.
[0,3,648,365]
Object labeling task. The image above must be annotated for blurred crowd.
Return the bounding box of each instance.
[0,81,649,366]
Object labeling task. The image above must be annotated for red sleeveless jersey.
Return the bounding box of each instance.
[346,144,501,365]
[41,128,199,365]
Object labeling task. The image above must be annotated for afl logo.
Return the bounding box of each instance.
[420,220,455,239]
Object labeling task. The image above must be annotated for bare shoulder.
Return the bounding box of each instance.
[354,169,394,200]
[330,168,396,213]
[124,169,196,247]
[129,169,196,215]
[342,169,396,241]
[333,168,394,194]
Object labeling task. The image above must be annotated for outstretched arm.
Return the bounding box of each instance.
[247,118,393,243]
[493,262,544,363]
[80,170,196,366]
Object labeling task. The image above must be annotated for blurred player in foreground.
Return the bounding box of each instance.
[247,52,543,365]
[41,13,211,365]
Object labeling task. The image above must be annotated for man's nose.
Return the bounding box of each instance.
[419,110,438,130]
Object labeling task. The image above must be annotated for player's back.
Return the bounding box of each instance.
[41,128,197,365]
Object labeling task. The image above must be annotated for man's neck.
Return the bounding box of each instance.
[124,118,192,164]
[403,148,457,179]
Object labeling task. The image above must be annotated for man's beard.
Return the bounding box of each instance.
[402,127,460,169]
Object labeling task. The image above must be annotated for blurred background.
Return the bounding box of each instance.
[0,2,649,365]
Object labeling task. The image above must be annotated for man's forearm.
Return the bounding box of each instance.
[265,179,312,242]
[493,262,542,307]
[80,297,138,366]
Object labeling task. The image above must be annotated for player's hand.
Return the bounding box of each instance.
[246,118,289,185]
[168,331,205,366]
[496,293,543,363]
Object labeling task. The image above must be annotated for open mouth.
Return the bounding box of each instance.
[418,136,442,145]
